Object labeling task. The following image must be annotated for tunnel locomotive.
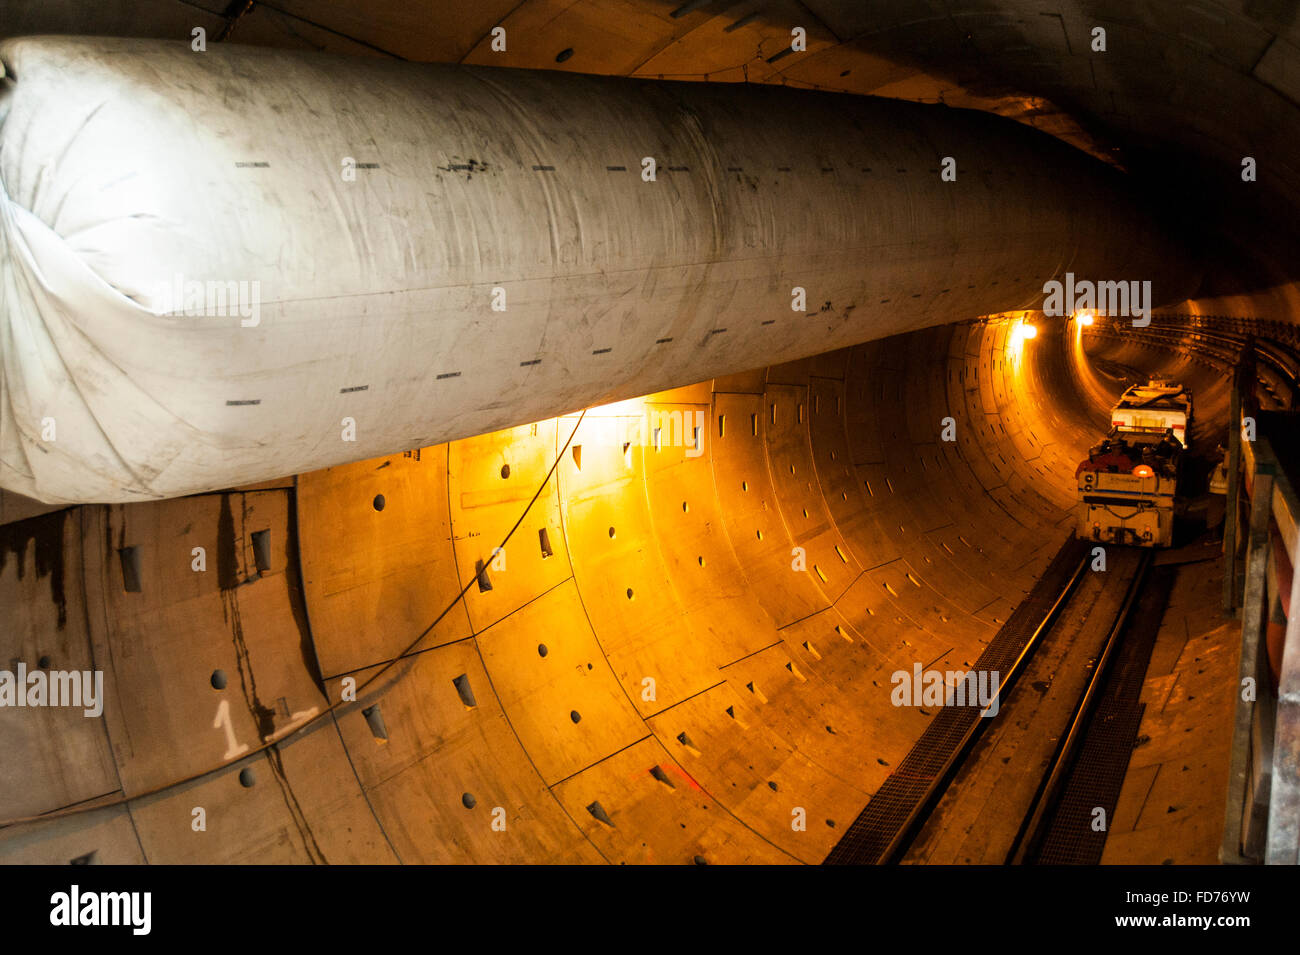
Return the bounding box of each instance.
[1074,378,1192,547]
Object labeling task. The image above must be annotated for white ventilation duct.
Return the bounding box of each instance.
[0,36,1196,503]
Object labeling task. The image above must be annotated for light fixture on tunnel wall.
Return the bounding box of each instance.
[1074,310,1095,326]
[1007,316,1039,358]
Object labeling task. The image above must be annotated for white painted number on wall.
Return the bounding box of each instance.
[212,699,250,760]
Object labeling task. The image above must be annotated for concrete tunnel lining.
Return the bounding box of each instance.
[0,16,1279,869]
[0,312,1238,864]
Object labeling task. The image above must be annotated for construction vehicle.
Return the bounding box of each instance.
[1075,379,1188,547]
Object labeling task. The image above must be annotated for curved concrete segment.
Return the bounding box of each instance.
[2,315,1237,865]
[0,36,1195,504]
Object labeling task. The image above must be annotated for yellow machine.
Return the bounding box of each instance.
[1076,379,1187,547]
[1077,447,1178,546]
[1110,377,1192,442]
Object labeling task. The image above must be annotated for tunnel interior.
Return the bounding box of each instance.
[0,308,1268,864]
[2,0,1299,869]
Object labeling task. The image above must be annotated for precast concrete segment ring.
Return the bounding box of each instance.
[0,409,586,830]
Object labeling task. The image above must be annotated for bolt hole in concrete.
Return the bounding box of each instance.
[38,655,51,669]
[462,793,477,809]
[538,644,548,657]
[211,669,227,690]
[239,768,256,788]
[608,526,616,538]
[555,47,574,62]
[372,494,385,511]
[118,545,142,593]
[362,704,389,741]
[697,556,705,566]
[570,710,582,723]
[500,463,511,479]
[626,587,634,599]
[250,528,271,573]
[453,673,478,707]
[681,501,688,512]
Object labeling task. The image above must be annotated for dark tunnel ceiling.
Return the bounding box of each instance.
[6,0,1300,309]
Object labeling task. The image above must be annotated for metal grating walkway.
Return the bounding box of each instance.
[824,537,1089,865]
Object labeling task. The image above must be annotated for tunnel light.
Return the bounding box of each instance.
[1010,320,1038,345]
[1132,464,1154,478]
[1005,317,1038,358]
[1074,310,1094,326]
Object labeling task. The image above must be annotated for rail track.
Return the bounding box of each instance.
[825,537,1164,865]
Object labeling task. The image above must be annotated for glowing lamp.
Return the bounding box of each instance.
[1075,311,1094,326]
[1132,464,1154,478]
[1019,323,1038,340]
